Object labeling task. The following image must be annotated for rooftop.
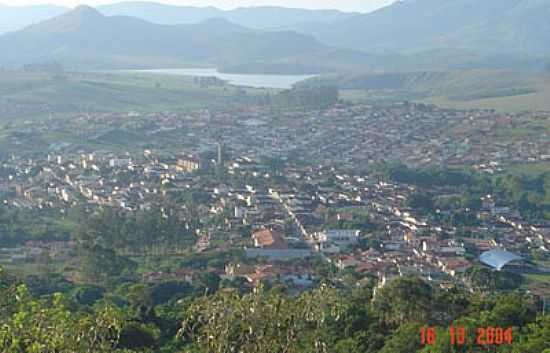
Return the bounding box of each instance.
[480,248,522,270]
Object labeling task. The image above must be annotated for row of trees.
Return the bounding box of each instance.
[268,86,339,111]
[0,205,71,246]
[75,203,198,256]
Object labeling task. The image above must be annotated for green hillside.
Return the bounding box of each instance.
[302,70,550,112]
[0,71,267,119]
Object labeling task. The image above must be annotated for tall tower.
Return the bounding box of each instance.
[217,142,224,167]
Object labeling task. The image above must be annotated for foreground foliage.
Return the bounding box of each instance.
[180,284,344,353]
[0,284,124,353]
[0,266,548,353]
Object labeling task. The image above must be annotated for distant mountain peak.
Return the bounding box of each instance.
[71,4,103,17]
[0,3,332,70]
[18,4,106,34]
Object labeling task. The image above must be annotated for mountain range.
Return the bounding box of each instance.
[0,5,369,71]
[0,2,357,34]
[0,0,549,72]
[302,0,550,55]
[97,2,358,29]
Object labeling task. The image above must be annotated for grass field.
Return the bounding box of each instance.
[0,70,279,155]
[4,69,549,119]
[524,272,550,297]
[506,162,550,176]
[0,71,269,121]
[418,71,550,112]
[526,273,550,283]
[422,84,550,112]
[336,70,550,112]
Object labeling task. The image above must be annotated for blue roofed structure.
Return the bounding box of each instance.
[480,249,522,271]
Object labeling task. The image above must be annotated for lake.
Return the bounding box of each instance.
[125,68,317,89]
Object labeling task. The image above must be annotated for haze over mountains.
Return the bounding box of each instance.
[0,0,549,72]
[98,2,358,29]
[0,4,67,34]
[0,5,339,70]
[0,2,357,34]
[305,0,550,55]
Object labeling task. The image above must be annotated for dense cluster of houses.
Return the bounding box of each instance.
[1,102,549,292]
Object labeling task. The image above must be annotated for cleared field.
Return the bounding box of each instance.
[0,71,268,121]
[422,82,550,112]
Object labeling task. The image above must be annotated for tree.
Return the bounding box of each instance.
[149,281,194,306]
[372,276,433,328]
[179,284,344,353]
[0,267,17,319]
[489,293,537,328]
[118,322,160,351]
[460,191,482,211]
[25,273,74,297]
[499,314,550,353]
[72,285,106,306]
[0,285,125,353]
[80,244,137,283]
[464,266,524,292]
[194,272,221,294]
[407,192,434,213]
[379,322,423,353]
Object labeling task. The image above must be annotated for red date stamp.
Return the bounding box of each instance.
[420,324,512,346]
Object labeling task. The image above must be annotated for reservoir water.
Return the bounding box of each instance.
[125,68,317,89]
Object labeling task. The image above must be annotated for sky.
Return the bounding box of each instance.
[0,0,396,12]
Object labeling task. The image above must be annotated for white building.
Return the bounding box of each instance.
[317,229,360,247]
[109,158,131,168]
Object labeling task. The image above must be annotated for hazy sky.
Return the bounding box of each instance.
[1,0,396,12]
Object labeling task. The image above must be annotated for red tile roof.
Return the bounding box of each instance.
[252,229,288,249]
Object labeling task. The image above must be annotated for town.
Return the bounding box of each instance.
[1,101,548,299]
[2,0,550,351]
